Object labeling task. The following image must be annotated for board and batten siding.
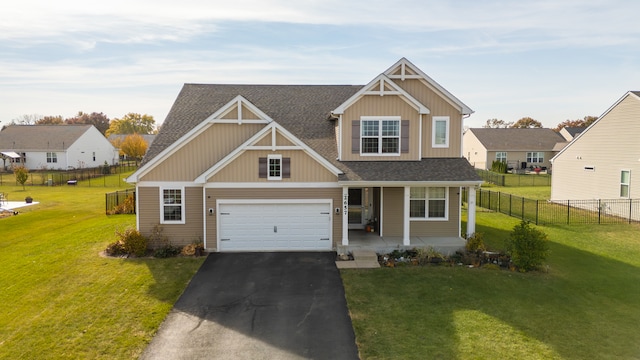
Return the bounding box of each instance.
[392,78,464,158]
[137,186,204,248]
[208,150,337,183]
[551,94,640,200]
[341,95,421,161]
[140,123,264,182]
[205,188,343,251]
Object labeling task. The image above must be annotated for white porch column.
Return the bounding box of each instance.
[467,186,477,236]
[403,186,410,246]
[342,186,349,246]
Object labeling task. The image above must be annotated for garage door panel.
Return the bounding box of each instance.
[218,202,332,251]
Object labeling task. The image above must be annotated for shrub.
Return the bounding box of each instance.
[105,240,126,256]
[465,232,486,254]
[154,245,181,258]
[505,221,550,272]
[491,160,507,174]
[115,227,148,257]
[181,241,204,256]
[108,194,135,215]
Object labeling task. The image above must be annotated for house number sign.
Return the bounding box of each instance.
[343,194,348,216]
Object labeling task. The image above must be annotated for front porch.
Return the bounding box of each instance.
[338,229,466,256]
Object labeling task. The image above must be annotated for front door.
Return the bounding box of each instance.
[348,188,364,229]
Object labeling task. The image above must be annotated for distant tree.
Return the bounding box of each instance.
[511,117,543,128]
[14,166,29,190]
[36,116,64,125]
[11,114,42,125]
[106,113,155,136]
[120,133,149,165]
[483,118,513,128]
[65,111,110,135]
[553,116,598,132]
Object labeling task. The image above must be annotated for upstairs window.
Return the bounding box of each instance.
[620,170,630,198]
[432,116,450,148]
[46,152,57,163]
[161,188,184,224]
[259,155,290,180]
[361,117,400,155]
[527,152,543,163]
[268,154,282,180]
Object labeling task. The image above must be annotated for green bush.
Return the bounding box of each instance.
[116,227,148,257]
[505,221,550,272]
[154,245,181,258]
[465,232,486,254]
[491,160,507,174]
[105,241,126,256]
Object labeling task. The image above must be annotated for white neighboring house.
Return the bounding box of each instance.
[0,125,118,170]
[551,91,640,202]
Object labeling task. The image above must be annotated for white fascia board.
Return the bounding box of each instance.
[210,95,273,124]
[332,74,429,115]
[136,181,202,187]
[383,58,474,115]
[204,182,341,189]
[551,91,634,162]
[338,180,483,187]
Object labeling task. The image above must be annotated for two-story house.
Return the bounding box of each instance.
[126,58,482,253]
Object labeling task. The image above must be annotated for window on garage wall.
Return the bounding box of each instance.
[161,187,185,224]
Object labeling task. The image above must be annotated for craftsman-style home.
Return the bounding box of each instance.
[126,58,482,252]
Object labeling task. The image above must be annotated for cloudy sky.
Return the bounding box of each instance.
[1,0,639,129]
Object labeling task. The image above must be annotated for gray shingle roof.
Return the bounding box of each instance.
[0,125,93,151]
[145,84,481,183]
[468,128,564,151]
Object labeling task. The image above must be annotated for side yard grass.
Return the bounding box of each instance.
[342,211,640,359]
[0,175,205,359]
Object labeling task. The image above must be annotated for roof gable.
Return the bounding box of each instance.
[332,74,429,115]
[0,125,93,151]
[384,58,473,115]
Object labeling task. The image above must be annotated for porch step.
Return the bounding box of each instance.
[336,250,380,269]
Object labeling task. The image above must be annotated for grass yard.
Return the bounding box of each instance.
[0,174,205,359]
[481,182,551,200]
[342,212,640,360]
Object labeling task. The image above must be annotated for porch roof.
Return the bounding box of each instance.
[337,157,482,184]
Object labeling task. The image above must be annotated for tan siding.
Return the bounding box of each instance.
[138,186,204,248]
[222,107,238,119]
[410,188,460,237]
[209,149,337,183]
[552,94,640,200]
[241,104,260,119]
[275,132,295,146]
[392,79,463,158]
[341,95,421,161]
[487,151,554,170]
[140,123,264,181]
[382,187,404,236]
[205,188,342,251]
[254,132,271,146]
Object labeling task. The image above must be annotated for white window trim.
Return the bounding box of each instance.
[496,151,507,162]
[46,152,57,163]
[267,154,282,180]
[526,152,544,163]
[620,169,631,198]
[432,116,450,148]
[160,187,185,224]
[360,116,401,156]
[409,186,449,221]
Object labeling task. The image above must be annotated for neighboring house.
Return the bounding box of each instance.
[463,128,565,171]
[126,58,482,252]
[551,91,640,203]
[0,125,118,171]
[559,126,584,141]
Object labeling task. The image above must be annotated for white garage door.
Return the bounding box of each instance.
[218,202,332,251]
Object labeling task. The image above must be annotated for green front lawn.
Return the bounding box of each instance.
[342,213,640,359]
[0,175,204,359]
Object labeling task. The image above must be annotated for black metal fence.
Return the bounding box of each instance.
[465,188,640,225]
[476,169,551,187]
[105,189,136,215]
[0,163,136,187]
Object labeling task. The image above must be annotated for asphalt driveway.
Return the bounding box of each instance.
[140,252,360,360]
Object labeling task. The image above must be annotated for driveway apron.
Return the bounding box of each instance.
[140,252,360,360]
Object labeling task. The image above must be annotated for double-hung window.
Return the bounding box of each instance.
[161,188,184,224]
[526,152,543,163]
[432,116,450,148]
[620,170,630,198]
[496,152,507,162]
[268,154,282,180]
[46,152,57,163]
[361,117,400,155]
[410,187,448,220]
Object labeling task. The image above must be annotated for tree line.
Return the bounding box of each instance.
[483,116,598,131]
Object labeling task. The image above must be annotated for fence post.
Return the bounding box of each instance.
[535,200,539,225]
[567,200,570,224]
[598,199,601,224]
[630,199,633,224]
[509,194,512,216]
